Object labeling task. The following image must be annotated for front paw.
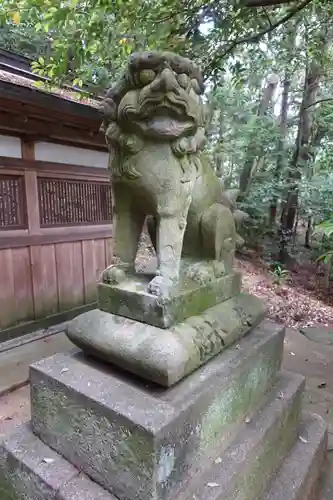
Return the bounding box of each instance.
[147,275,175,298]
[212,260,226,278]
[100,263,133,284]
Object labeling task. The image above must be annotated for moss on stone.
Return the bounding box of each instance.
[229,389,302,500]
[200,349,279,451]
[98,272,241,329]
[0,478,17,500]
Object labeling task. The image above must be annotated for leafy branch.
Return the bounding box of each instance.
[243,0,311,6]
[203,0,313,76]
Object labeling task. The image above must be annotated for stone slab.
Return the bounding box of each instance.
[0,332,74,397]
[0,423,116,500]
[57,473,117,500]
[263,412,327,500]
[31,320,283,500]
[67,292,267,386]
[300,326,333,345]
[98,271,242,329]
[179,371,305,500]
[0,422,77,500]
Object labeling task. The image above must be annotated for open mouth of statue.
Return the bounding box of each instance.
[134,103,196,138]
[143,115,195,137]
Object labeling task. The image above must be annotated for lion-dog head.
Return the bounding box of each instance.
[100,51,211,179]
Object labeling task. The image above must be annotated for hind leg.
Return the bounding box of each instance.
[201,203,236,276]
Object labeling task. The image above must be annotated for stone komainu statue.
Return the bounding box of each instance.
[100,51,247,297]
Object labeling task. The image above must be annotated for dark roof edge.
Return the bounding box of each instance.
[0,49,33,70]
[0,79,101,123]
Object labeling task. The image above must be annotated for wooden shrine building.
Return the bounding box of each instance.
[0,50,112,341]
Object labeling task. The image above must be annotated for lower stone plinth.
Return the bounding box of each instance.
[0,423,117,500]
[0,390,326,500]
[67,292,266,386]
[263,413,327,500]
[30,320,283,500]
[179,371,305,500]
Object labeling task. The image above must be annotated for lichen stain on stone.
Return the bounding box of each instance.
[116,431,155,484]
[32,383,155,493]
[199,356,272,451]
[0,478,16,500]
[157,445,175,484]
[0,467,45,500]
[200,387,233,451]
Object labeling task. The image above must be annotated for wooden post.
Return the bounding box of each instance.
[21,138,41,235]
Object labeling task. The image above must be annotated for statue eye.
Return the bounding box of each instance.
[177,73,190,89]
[139,69,156,85]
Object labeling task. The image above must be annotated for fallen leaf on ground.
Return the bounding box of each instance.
[299,436,308,444]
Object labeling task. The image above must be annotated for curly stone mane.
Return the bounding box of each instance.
[100,51,209,179]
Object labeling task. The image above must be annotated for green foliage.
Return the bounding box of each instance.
[1,0,333,264]
[317,249,333,266]
[312,217,333,268]
[0,21,48,58]
[314,217,333,239]
[270,262,290,285]
[1,0,332,88]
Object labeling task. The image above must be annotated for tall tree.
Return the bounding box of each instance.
[279,26,328,259]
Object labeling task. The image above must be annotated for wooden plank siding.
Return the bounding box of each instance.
[0,238,111,330]
[0,137,113,337]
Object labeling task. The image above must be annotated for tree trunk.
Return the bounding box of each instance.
[269,74,290,226]
[305,216,312,248]
[279,52,323,261]
[239,73,279,196]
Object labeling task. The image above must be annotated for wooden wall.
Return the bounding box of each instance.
[0,238,112,330]
[0,135,112,338]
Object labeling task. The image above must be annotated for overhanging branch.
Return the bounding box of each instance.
[304,97,333,110]
[203,0,313,77]
[243,0,307,6]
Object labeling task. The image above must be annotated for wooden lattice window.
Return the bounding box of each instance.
[38,177,112,227]
[0,174,27,230]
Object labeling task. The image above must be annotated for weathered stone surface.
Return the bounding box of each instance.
[99,51,248,299]
[0,423,116,500]
[98,271,241,329]
[0,422,77,500]
[263,412,327,500]
[300,326,333,345]
[57,473,117,500]
[31,320,283,500]
[67,292,266,386]
[179,371,305,500]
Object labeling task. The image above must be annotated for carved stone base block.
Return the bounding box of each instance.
[32,321,283,500]
[67,292,266,387]
[98,271,242,329]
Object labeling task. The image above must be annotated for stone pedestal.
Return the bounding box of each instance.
[0,271,327,500]
[0,317,327,500]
